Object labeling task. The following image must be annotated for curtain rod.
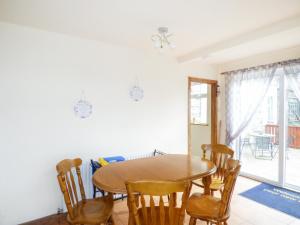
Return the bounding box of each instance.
[221,58,300,75]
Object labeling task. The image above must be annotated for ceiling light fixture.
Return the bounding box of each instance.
[151,27,175,52]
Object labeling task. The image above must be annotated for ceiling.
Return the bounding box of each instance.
[1,0,300,64]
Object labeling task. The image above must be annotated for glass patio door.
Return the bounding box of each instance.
[284,71,300,191]
[226,60,300,191]
[239,75,280,183]
[237,68,300,191]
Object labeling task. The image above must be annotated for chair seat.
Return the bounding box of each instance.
[192,177,224,191]
[137,206,182,225]
[67,196,113,225]
[186,193,229,220]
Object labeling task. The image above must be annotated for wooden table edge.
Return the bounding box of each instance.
[92,163,217,194]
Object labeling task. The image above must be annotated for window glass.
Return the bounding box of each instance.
[190,82,208,124]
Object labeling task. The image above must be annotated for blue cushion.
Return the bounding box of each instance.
[103,156,125,163]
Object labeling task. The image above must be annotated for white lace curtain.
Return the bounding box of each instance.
[225,58,300,146]
[225,65,277,145]
[284,60,300,101]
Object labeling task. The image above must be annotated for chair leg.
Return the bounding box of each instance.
[108,215,115,225]
[189,217,196,225]
[93,186,96,198]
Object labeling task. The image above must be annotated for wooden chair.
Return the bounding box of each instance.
[56,158,114,225]
[192,144,234,195]
[125,180,191,225]
[187,159,241,225]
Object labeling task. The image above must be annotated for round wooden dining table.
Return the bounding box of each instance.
[93,154,216,194]
[93,154,216,225]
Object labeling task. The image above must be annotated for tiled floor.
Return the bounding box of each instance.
[23,176,300,225]
[112,176,300,225]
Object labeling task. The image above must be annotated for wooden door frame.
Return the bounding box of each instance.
[188,76,218,155]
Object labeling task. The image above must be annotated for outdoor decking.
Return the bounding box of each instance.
[241,145,300,189]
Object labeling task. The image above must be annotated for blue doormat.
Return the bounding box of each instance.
[240,183,300,219]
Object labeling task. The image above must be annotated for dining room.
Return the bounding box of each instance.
[1,1,300,225]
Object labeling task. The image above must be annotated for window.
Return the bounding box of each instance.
[190,82,208,125]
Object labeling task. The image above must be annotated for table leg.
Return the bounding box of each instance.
[127,198,133,225]
[202,175,212,195]
[127,194,138,225]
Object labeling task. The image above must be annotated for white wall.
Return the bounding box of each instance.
[0,22,217,225]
